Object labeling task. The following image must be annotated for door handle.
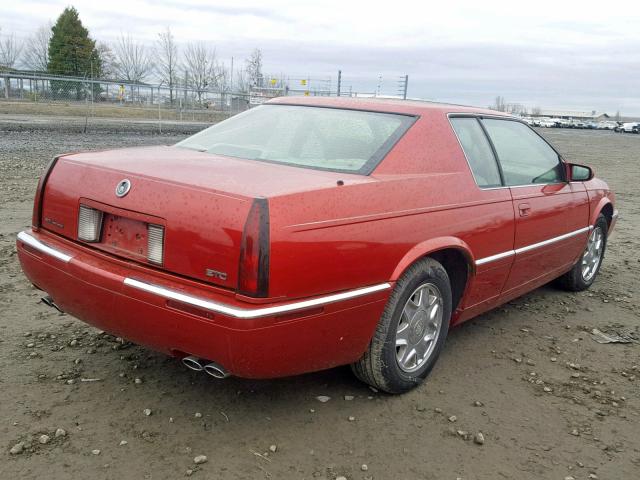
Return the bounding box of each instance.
[518,203,531,217]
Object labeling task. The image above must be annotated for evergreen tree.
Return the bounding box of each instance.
[47,7,101,98]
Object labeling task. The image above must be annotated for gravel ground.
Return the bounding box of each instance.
[0,120,639,480]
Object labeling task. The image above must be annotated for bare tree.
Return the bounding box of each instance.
[531,106,542,116]
[245,48,263,87]
[156,27,179,103]
[0,28,23,70]
[183,42,220,105]
[96,42,118,79]
[112,34,153,82]
[234,68,249,93]
[217,62,230,92]
[22,23,51,71]
[491,96,506,112]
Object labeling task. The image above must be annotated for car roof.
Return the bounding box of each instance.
[267,95,509,117]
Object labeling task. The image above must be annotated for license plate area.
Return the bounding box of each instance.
[100,214,149,262]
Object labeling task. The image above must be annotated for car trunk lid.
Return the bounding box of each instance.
[39,145,372,290]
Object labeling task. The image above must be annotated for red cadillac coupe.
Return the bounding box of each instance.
[17,97,617,393]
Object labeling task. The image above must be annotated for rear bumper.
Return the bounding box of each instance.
[17,229,391,378]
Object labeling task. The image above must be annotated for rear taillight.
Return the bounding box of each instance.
[32,155,61,229]
[77,205,103,242]
[147,224,165,265]
[238,198,270,297]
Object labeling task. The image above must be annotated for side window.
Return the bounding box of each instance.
[482,119,563,186]
[450,117,502,188]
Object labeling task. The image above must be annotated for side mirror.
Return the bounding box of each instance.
[567,163,594,182]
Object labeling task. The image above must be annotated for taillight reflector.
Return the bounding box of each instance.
[238,198,270,297]
[147,224,165,265]
[77,205,103,242]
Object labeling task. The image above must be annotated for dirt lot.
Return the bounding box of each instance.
[1,120,638,480]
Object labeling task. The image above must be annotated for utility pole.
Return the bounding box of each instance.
[397,75,409,100]
[337,70,341,97]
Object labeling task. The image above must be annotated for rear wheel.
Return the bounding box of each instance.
[351,258,452,394]
[556,214,608,291]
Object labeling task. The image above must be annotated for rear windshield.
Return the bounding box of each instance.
[175,104,415,174]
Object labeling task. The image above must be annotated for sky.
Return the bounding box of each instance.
[2,0,640,114]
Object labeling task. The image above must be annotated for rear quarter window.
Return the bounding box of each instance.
[450,117,502,188]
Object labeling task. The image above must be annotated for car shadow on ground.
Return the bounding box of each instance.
[121,285,559,407]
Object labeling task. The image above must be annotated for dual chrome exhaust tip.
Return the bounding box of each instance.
[181,355,229,379]
[41,295,64,313]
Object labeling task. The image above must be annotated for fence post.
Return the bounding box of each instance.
[158,88,162,134]
[4,76,9,99]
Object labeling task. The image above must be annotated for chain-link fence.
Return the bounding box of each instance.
[0,70,410,128]
[0,71,261,123]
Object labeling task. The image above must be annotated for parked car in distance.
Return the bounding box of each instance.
[17,97,618,393]
[618,122,640,133]
[538,118,557,128]
[597,121,617,130]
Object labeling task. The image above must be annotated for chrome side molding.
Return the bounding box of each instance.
[475,250,515,266]
[19,224,599,318]
[475,226,592,266]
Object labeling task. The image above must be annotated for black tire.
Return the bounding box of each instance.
[556,214,608,291]
[351,258,452,394]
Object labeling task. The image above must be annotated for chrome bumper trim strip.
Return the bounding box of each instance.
[475,226,592,266]
[17,231,73,263]
[124,278,392,319]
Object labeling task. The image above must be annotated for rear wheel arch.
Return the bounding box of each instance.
[391,239,473,313]
[428,249,469,314]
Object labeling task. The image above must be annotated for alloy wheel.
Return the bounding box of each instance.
[395,283,444,373]
[581,227,604,282]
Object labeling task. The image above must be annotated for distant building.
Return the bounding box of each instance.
[532,110,610,121]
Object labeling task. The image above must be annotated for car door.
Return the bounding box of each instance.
[480,118,590,297]
[448,116,515,320]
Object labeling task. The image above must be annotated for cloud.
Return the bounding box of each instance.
[1,0,639,113]
[157,0,291,21]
